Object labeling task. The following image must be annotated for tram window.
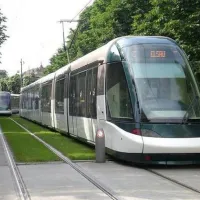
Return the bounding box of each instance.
[77,72,86,117]
[86,69,92,117]
[41,82,52,112]
[25,92,27,109]
[91,67,97,118]
[69,77,75,116]
[86,67,97,119]
[31,89,34,110]
[35,86,39,110]
[28,91,31,110]
[106,63,133,119]
[55,78,64,114]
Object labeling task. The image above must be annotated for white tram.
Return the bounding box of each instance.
[0,91,12,115]
[20,36,200,164]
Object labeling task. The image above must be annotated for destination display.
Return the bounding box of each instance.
[129,46,180,63]
[150,50,166,58]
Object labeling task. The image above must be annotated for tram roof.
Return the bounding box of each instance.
[21,36,177,92]
[69,36,177,72]
[116,36,177,47]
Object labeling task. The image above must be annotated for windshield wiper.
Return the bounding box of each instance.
[182,95,200,124]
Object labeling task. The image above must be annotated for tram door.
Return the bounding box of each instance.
[69,76,78,136]
[86,68,98,142]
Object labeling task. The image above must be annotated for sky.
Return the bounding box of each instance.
[0,0,94,76]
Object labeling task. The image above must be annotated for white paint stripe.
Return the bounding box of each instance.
[0,126,25,200]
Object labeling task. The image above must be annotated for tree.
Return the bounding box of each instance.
[8,74,21,93]
[132,0,200,61]
[0,69,8,78]
[44,0,200,76]
[23,73,37,87]
[0,78,8,91]
[0,9,8,62]
[43,48,68,75]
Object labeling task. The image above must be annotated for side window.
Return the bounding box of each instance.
[78,72,86,117]
[55,78,64,114]
[91,68,97,118]
[86,67,97,119]
[106,63,133,119]
[28,91,31,110]
[25,91,28,110]
[69,76,75,116]
[31,89,34,110]
[86,69,92,117]
[35,86,39,110]
[41,82,52,113]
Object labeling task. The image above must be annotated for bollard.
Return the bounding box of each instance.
[95,129,105,163]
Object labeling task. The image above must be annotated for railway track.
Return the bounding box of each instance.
[0,127,31,200]
[10,117,200,199]
[10,118,125,200]
[146,168,200,195]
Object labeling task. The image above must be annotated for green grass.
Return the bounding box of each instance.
[0,117,60,162]
[11,116,96,160]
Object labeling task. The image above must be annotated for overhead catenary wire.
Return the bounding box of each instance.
[67,0,94,50]
[70,0,94,22]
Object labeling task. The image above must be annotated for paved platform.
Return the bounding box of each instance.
[0,136,19,200]
[18,161,200,200]
[153,167,200,192]
[78,162,200,200]
[18,163,111,200]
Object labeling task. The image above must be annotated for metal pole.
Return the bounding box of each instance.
[95,129,106,163]
[58,19,82,64]
[60,21,70,64]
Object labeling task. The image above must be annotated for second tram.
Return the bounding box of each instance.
[0,91,12,115]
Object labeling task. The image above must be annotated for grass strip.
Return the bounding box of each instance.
[0,117,60,162]
[11,116,96,160]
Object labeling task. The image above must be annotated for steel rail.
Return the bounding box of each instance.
[146,168,200,195]
[0,127,31,200]
[10,118,124,200]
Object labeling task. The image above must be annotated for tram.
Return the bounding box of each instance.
[20,36,200,164]
[0,91,12,115]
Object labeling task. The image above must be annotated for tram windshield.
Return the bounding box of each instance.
[124,44,200,122]
[0,92,11,111]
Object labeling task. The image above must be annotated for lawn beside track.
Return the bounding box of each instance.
[11,116,96,160]
[0,117,60,162]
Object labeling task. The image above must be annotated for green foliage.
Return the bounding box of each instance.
[0,69,8,78]
[44,0,200,75]
[8,73,21,93]
[0,73,21,93]
[23,72,38,87]
[0,77,9,91]
[0,9,8,62]
[43,48,68,75]
[132,0,200,61]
